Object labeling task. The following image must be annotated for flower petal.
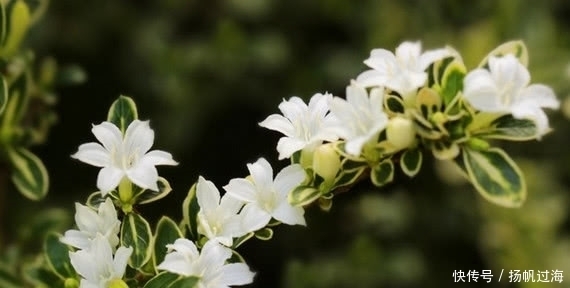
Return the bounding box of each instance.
[394,41,421,61]
[157,252,193,276]
[60,230,90,250]
[224,179,257,203]
[274,164,305,197]
[272,201,306,226]
[276,137,306,160]
[71,143,110,167]
[199,240,232,275]
[238,204,272,233]
[278,97,307,121]
[126,161,159,191]
[247,158,273,190]
[124,120,154,155]
[91,122,123,152]
[74,203,99,233]
[97,167,124,194]
[218,263,255,286]
[518,84,560,109]
[112,246,133,279]
[419,47,454,69]
[258,114,294,137]
[463,69,502,112]
[143,150,178,166]
[355,70,389,88]
[197,176,221,213]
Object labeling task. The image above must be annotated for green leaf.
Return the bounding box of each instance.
[107,95,138,133]
[473,114,538,141]
[232,232,254,249]
[143,272,199,288]
[0,265,21,288]
[439,60,465,105]
[432,141,460,160]
[254,227,273,241]
[0,75,7,115]
[0,2,6,46]
[370,159,394,187]
[135,177,172,205]
[7,147,48,200]
[400,149,422,177]
[317,194,333,212]
[85,191,108,209]
[0,0,30,57]
[44,233,75,280]
[384,94,404,114]
[153,216,183,273]
[23,257,65,288]
[463,147,526,207]
[478,40,528,68]
[181,183,200,240]
[121,213,153,268]
[1,68,29,131]
[288,185,321,206]
[332,167,365,189]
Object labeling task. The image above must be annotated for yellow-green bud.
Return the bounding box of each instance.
[312,143,341,183]
[467,137,490,151]
[108,279,129,288]
[386,116,416,150]
[299,146,315,169]
[64,278,79,288]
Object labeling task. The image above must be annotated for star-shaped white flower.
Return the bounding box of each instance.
[157,238,255,288]
[356,41,453,99]
[224,158,306,227]
[463,54,559,136]
[69,234,132,288]
[60,198,121,251]
[328,83,388,156]
[259,93,339,159]
[72,120,178,195]
[196,176,263,246]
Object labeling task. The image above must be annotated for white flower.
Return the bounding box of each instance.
[69,234,132,288]
[356,41,453,99]
[196,176,262,246]
[60,198,120,251]
[463,54,560,136]
[157,238,255,288]
[259,93,339,159]
[328,83,388,156]
[224,158,306,227]
[72,119,178,195]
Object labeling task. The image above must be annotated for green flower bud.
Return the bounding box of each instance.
[312,143,341,184]
[108,279,129,288]
[64,278,79,288]
[386,116,416,150]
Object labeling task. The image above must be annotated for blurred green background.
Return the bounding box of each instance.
[8,0,570,287]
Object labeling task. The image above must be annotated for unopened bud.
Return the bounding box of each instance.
[313,143,341,183]
[108,279,129,288]
[386,116,416,150]
[64,278,79,288]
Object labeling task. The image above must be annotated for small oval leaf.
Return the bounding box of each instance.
[182,182,200,240]
[478,40,528,68]
[0,75,7,115]
[121,213,153,269]
[371,159,394,187]
[7,147,48,200]
[153,216,183,273]
[463,147,526,207]
[136,177,172,205]
[107,95,138,134]
[44,232,75,280]
[143,272,199,288]
[288,185,321,207]
[254,227,273,241]
[400,149,422,177]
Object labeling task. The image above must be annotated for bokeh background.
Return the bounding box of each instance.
[7,0,570,287]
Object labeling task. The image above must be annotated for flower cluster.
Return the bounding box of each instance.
[261,40,559,208]
[46,40,559,288]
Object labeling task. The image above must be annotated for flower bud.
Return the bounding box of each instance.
[386,116,416,150]
[108,279,129,288]
[64,278,79,288]
[312,143,341,184]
